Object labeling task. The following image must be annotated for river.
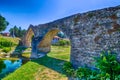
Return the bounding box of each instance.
[0,59,22,79]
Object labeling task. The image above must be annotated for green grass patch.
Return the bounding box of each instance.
[3,61,40,80]
[0,36,19,48]
[22,52,31,58]
[2,47,11,53]
[0,36,20,53]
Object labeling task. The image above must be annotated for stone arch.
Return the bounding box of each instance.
[37,29,60,53]
[24,26,34,47]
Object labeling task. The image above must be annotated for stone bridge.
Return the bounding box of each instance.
[23,5,120,68]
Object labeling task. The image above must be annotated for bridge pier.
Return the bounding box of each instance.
[30,36,51,58]
[30,47,49,59]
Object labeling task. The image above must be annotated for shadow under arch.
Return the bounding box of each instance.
[31,55,69,75]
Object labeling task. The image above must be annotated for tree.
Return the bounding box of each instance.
[57,31,65,38]
[21,29,26,37]
[9,26,26,38]
[9,27,14,37]
[9,26,19,37]
[18,27,22,37]
[0,14,9,32]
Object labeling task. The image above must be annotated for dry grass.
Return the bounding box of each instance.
[35,66,68,80]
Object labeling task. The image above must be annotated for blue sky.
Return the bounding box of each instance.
[0,0,120,32]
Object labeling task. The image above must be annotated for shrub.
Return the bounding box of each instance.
[52,39,70,46]
[76,67,92,79]
[63,62,99,79]
[63,62,75,77]
[95,50,120,80]
[0,45,4,48]
[2,47,11,53]
[0,39,15,47]
[63,50,120,80]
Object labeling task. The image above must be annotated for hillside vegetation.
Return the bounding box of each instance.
[0,35,20,44]
[0,35,20,54]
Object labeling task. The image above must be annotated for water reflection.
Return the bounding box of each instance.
[0,59,22,79]
[0,60,6,73]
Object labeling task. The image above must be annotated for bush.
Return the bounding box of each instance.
[0,38,13,53]
[63,62,75,77]
[63,62,99,79]
[0,45,4,48]
[0,38,15,47]
[76,67,92,79]
[2,47,11,53]
[95,50,120,80]
[52,39,70,46]
[63,50,120,80]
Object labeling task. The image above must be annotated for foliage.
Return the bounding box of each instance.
[0,14,9,32]
[0,36,20,53]
[0,60,6,72]
[95,50,120,80]
[57,31,66,38]
[76,67,91,79]
[63,62,75,77]
[0,38,15,47]
[63,50,120,80]
[9,26,26,38]
[52,39,70,46]
[2,47,11,53]
[0,36,20,44]
[63,62,99,79]
[77,67,101,80]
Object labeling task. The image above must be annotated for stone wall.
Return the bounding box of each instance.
[24,5,120,68]
[70,6,120,68]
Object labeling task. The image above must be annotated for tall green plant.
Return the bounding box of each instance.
[52,39,70,46]
[63,50,120,80]
[95,51,120,80]
[0,38,15,47]
[76,67,91,79]
[63,62,75,77]
[0,14,9,32]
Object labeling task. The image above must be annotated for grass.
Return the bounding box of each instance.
[22,52,31,58]
[0,57,19,61]
[3,46,70,80]
[0,36,20,54]
[0,36,20,45]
